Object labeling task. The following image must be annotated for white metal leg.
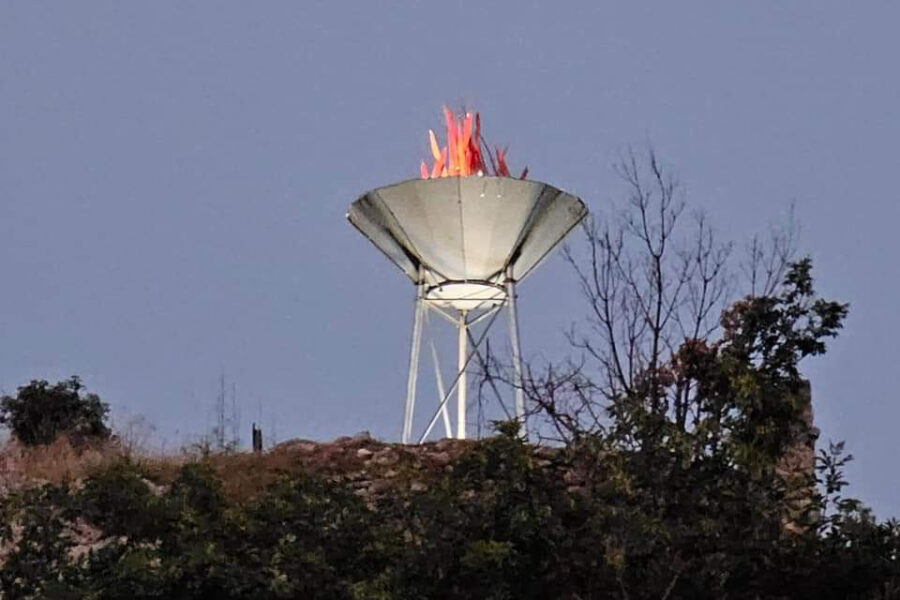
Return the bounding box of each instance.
[403,291,425,444]
[456,311,468,439]
[506,276,526,438]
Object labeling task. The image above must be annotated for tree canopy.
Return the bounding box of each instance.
[0,376,110,447]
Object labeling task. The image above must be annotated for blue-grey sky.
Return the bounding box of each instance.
[2,2,897,516]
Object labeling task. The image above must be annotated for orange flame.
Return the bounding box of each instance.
[420,106,527,179]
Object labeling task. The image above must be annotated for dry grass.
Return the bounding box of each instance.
[0,432,476,504]
[0,435,188,494]
[0,437,119,491]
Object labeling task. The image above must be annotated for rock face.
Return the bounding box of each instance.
[229,433,479,503]
[777,380,819,531]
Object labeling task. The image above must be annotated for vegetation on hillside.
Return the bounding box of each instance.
[0,422,897,598]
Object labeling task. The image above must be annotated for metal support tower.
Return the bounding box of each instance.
[401,279,526,444]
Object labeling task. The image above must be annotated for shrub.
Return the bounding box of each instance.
[0,376,110,446]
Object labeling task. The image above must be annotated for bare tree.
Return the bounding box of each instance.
[209,371,242,452]
[742,203,799,297]
[519,147,798,443]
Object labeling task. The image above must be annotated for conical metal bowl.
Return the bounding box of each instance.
[348,176,586,309]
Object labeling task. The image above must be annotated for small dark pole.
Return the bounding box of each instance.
[252,423,263,453]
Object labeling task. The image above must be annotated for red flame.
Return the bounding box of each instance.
[420,106,527,179]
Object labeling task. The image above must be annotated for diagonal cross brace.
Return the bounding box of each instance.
[418,305,503,443]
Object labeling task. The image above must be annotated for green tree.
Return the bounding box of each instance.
[512,149,876,598]
[0,376,110,446]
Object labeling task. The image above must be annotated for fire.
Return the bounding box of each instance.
[420,106,528,179]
